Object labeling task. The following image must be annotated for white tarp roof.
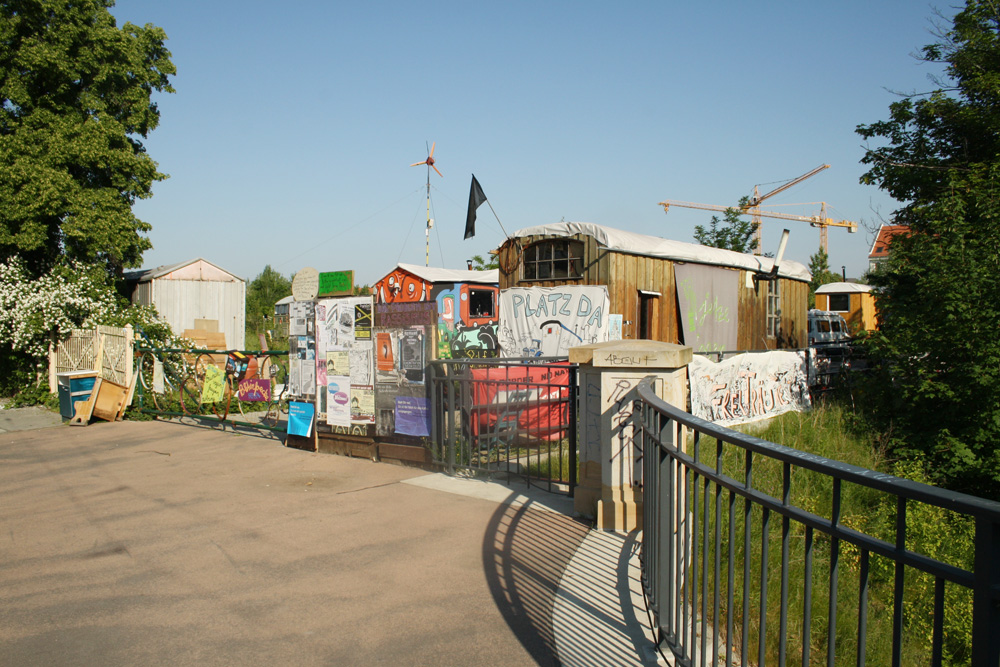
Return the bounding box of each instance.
[815,282,872,294]
[395,263,499,284]
[512,222,812,282]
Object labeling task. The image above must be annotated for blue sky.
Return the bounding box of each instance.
[111,1,947,286]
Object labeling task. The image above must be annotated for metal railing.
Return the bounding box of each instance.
[428,358,577,495]
[636,377,1000,666]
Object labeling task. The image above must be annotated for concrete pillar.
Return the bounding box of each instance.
[570,340,692,533]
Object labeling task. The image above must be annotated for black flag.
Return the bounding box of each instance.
[465,175,487,239]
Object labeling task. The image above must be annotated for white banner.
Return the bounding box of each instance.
[689,351,810,426]
[498,286,610,357]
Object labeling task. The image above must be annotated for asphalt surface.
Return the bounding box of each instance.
[0,413,656,666]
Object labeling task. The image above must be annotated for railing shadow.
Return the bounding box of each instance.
[481,499,590,666]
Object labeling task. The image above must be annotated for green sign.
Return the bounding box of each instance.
[317,270,354,297]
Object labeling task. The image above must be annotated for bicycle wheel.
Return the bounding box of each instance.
[178,373,202,416]
[136,352,159,409]
[210,378,233,420]
[194,353,218,383]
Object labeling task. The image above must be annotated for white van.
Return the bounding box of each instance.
[807,309,850,347]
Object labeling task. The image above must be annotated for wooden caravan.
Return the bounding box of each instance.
[496,222,811,351]
[814,282,876,335]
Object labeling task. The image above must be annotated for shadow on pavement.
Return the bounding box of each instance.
[482,499,591,666]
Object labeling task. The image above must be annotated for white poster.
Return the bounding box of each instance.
[498,286,610,357]
[689,351,811,426]
[326,374,351,427]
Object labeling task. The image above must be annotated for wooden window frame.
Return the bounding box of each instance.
[522,240,585,281]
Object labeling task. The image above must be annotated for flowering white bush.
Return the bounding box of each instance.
[0,258,121,362]
[0,257,191,374]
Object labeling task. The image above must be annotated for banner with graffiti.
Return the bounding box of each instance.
[498,286,610,357]
[674,264,738,354]
[689,351,810,426]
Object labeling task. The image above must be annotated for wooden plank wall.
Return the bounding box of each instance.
[498,234,807,350]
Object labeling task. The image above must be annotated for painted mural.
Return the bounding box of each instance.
[433,283,499,359]
[498,286,611,357]
[375,268,499,360]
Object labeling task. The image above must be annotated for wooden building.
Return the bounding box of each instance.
[814,282,876,334]
[496,222,811,351]
[124,258,246,349]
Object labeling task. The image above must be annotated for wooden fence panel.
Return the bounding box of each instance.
[52,325,133,391]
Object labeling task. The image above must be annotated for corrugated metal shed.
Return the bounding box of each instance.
[125,258,246,349]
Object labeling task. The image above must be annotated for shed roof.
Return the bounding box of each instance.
[124,258,243,283]
[815,282,872,294]
[392,263,499,285]
[511,222,811,282]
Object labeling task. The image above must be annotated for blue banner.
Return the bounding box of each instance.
[394,396,430,437]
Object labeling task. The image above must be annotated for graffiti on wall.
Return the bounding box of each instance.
[689,351,810,426]
[433,283,499,359]
[498,286,610,357]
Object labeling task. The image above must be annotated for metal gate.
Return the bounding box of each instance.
[429,358,578,495]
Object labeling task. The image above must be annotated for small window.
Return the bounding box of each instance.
[468,288,494,319]
[828,294,850,312]
[523,240,584,281]
[767,280,781,338]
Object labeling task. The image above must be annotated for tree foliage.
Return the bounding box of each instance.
[693,197,759,253]
[0,0,175,279]
[245,266,291,351]
[807,247,840,308]
[856,0,1000,497]
[470,253,499,270]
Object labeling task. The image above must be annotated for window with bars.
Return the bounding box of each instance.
[522,240,584,281]
[767,279,781,338]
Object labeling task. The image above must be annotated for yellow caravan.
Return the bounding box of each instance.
[814,282,876,335]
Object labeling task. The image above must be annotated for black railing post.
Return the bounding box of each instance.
[972,514,1000,665]
[568,365,578,497]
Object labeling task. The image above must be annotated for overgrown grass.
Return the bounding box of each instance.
[680,403,975,666]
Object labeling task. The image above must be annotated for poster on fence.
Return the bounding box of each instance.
[689,351,810,426]
[498,286,610,357]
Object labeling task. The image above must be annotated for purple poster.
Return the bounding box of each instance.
[394,396,430,437]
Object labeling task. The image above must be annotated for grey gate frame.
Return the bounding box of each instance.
[429,358,577,496]
[635,377,1000,666]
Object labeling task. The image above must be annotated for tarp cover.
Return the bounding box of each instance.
[674,263,739,353]
[470,362,571,442]
[512,222,811,282]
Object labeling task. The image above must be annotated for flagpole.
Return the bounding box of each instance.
[484,199,509,239]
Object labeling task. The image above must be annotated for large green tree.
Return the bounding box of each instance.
[693,196,759,253]
[0,0,175,279]
[856,0,1000,496]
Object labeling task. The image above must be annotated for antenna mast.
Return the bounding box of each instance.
[410,142,442,266]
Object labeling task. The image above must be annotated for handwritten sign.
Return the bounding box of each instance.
[318,270,354,297]
[292,267,319,301]
[237,378,270,402]
[201,364,225,403]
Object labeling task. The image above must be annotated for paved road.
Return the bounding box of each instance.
[0,418,655,666]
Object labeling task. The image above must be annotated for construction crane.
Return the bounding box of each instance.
[659,164,858,253]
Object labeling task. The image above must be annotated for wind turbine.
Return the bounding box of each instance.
[410,142,442,266]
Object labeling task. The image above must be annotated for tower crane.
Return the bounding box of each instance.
[659,164,858,253]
